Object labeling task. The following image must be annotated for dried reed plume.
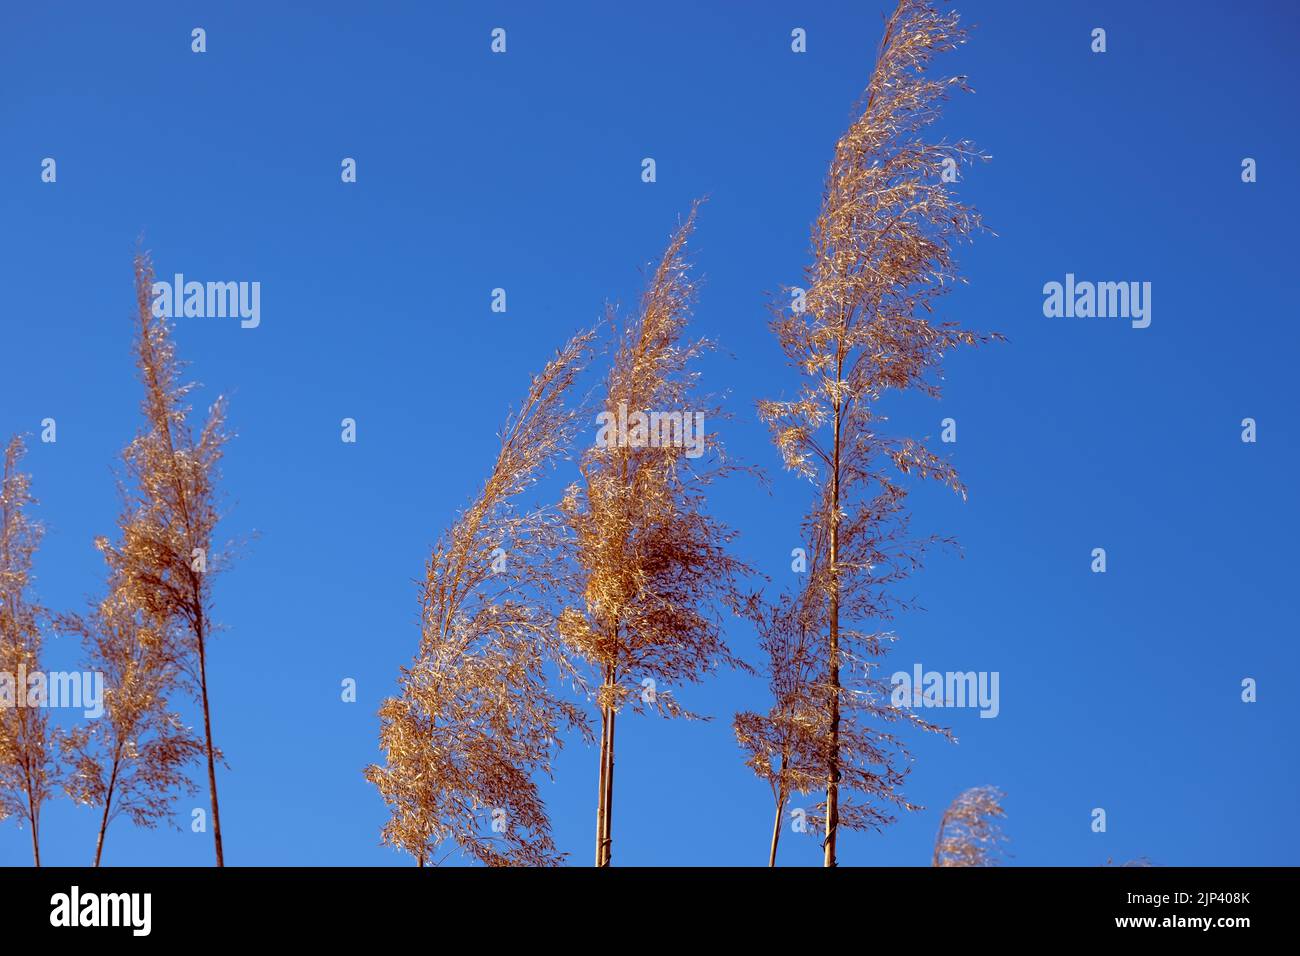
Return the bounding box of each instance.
[559,203,753,866]
[367,330,596,866]
[932,785,1008,866]
[95,254,232,865]
[0,435,60,865]
[758,0,1000,866]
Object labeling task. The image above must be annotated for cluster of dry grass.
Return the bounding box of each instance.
[1,256,232,866]
[0,0,1037,869]
[365,0,1013,868]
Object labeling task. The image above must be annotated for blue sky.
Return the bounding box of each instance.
[1,0,1297,866]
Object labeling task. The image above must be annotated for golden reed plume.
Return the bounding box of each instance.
[757,0,1001,866]
[95,254,232,865]
[559,203,753,866]
[367,329,596,866]
[0,435,59,865]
